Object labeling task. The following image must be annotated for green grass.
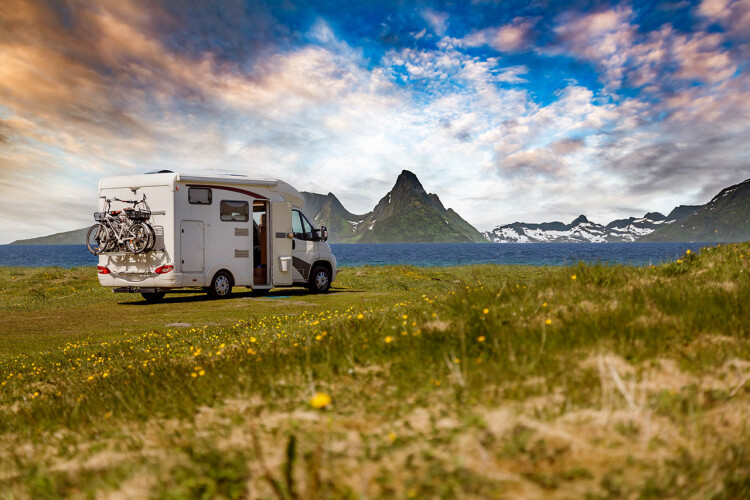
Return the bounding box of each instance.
[1,244,749,498]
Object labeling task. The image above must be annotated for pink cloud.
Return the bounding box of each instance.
[462,17,536,52]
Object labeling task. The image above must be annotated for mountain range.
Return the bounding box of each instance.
[9,173,750,245]
[483,213,668,243]
[640,178,750,242]
[303,170,487,243]
[483,177,749,243]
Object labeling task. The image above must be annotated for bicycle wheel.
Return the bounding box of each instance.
[86,224,111,254]
[125,222,150,254]
[143,223,156,252]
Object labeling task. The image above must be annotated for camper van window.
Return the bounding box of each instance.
[300,213,314,240]
[220,200,249,222]
[188,187,212,205]
[292,210,304,239]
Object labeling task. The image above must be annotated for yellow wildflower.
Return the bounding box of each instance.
[478,336,486,342]
[385,336,393,343]
[482,308,489,314]
[545,319,552,325]
[309,392,332,409]
[571,275,577,280]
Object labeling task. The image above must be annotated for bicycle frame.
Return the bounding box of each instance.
[90,195,155,254]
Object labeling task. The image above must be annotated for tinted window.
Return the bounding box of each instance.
[300,213,314,240]
[292,210,304,239]
[188,187,212,205]
[220,201,249,222]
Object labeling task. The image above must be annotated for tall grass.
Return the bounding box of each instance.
[1,244,749,498]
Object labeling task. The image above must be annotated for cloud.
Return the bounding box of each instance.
[550,137,585,154]
[462,17,537,52]
[550,5,738,92]
[421,9,448,36]
[0,0,749,241]
[698,0,750,42]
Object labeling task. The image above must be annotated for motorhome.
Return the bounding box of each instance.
[91,171,337,301]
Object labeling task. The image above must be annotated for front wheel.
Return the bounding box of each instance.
[208,271,233,299]
[308,266,331,293]
[86,224,111,254]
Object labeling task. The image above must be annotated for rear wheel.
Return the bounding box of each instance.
[86,224,111,254]
[208,271,233,299]
[141,291,166,302]
[126,223,149,253]
[308,265,331,293]
[143,223,156,251]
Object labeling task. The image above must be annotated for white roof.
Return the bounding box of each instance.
[99,172,305,206]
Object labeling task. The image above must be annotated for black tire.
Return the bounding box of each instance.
[208,271,233,299]
[126,222,149,254]
[143,223,156,252]
[86,224,111,254]
[141,291,166,302]
[308,265,331,293]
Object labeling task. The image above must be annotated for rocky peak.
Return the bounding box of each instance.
[644,212,666,221]
[393,170,425,193]
[571,215,589,225]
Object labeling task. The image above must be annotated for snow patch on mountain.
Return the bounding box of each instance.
[484,213,672,243]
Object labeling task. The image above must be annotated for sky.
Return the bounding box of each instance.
[1,0,749,242]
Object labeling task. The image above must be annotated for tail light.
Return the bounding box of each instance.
[97,266,110,275]
[155,264,174,274]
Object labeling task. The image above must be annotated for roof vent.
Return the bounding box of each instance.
[145,170,174,174]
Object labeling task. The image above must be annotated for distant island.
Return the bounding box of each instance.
[10,173,750,245]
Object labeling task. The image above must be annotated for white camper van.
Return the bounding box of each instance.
[91,171,337,301]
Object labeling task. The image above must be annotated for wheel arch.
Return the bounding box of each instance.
[205,262,239,286]
[311,259,333,281]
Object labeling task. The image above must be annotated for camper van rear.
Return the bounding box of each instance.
[92,172,337,301]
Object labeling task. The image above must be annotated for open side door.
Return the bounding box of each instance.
[270,201,293,286]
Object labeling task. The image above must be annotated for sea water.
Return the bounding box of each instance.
[0,242,710,268]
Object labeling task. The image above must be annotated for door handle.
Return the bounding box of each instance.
[292,240,295,250]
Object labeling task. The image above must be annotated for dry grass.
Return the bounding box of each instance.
[1,244,749,498]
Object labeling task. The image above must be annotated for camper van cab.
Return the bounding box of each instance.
[95,172,337,301]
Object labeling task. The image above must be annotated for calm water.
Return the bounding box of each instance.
[0,242,710,268]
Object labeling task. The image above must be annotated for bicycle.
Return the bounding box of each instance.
[86,196,156,255]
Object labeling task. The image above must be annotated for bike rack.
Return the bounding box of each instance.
[98,249,166,255]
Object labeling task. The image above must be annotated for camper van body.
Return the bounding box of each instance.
[95,172,337,298]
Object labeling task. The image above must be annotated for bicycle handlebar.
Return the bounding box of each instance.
[113,197,141,205]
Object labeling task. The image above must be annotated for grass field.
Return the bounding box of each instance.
[1,243,749,499]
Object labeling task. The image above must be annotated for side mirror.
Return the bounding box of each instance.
[320,226,328,242]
